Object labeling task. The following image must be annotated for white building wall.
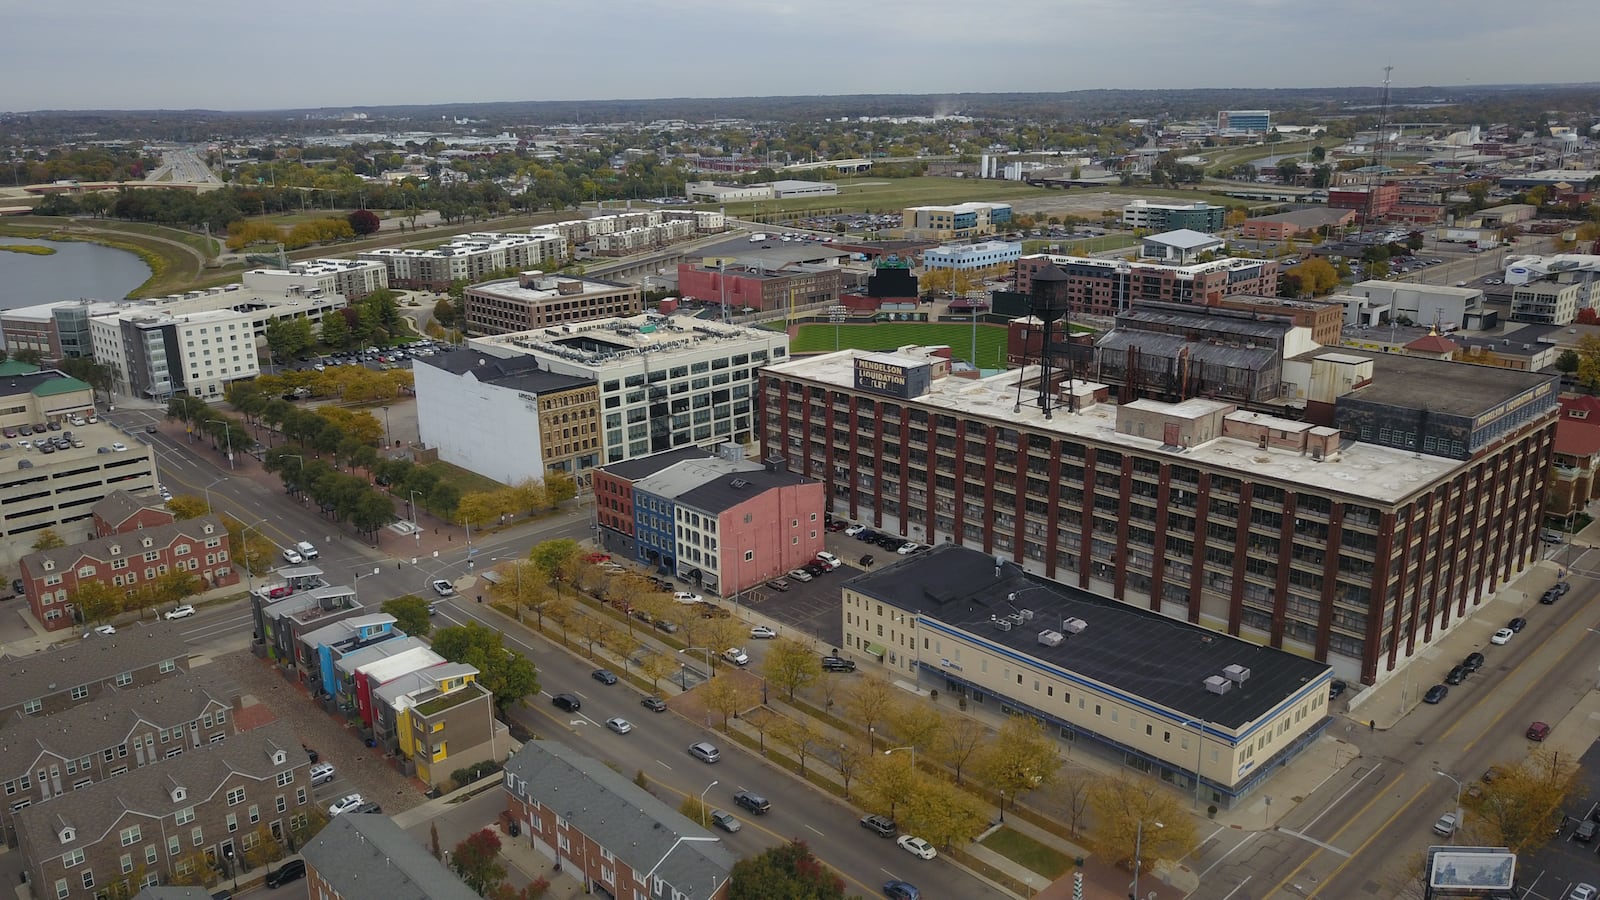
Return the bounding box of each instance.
[414,362,547,485]
[174,312,259,398]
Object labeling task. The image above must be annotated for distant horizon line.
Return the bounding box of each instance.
[10,81,1600,117]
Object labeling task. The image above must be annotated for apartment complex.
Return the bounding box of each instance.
[303,814,479,900]
[469,314,789,464]
[594,447,824,594]
[15,721,311,899]
[90,307,259,400]
[0,421,159,546]
[240,258,389,302]
[359,232,566,292]
[1121,200,1227,234]
[675,262,842,312]
[845,544,1331,806]
[461,271,643,336]
[0,671,236,845]
[373,664,501,786]
[503,741,736,900]
[901,202,1013,240]
[414,349,600,485]
[1013,254,1281,317]
[18,512,236,632]
[0,626,191,720]
[1511,279,1584,325]
[1327,185,1400,222]
[760,339,1557,685]
[593,218,695,256]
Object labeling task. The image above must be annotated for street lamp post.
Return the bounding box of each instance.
[207,419,234,470]
[202,475,228,515]
[699,780,718,827]
[1435,770,1464,845]
[884,746,916,769]
[352,567,380,604]
[679,647,715,677]
[1131,819,1163,900]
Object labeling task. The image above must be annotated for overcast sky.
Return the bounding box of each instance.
[5,0,1594,112]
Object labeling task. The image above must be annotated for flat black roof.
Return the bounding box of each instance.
[674,465,813,514]
[1302,347,1557,418]
[846,544,1329,730]
[597,446,716,482]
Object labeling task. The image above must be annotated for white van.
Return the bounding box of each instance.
[295,541,319,560]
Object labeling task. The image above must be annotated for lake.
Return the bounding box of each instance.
[0,237,152,310]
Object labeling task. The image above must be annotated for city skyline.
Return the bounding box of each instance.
[5,0,1597,112]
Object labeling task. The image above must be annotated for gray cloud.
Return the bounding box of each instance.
[2,0,1592,111]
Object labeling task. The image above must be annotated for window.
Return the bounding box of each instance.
[227,787,245,806]
[121,853,133,874]
[62,849,85,868]
[81,871,94,890]
[120,825,141,846]
[192,826,203,847]
[276,770,293,787]
[53,880,67,900]
[227,813,238,833]
[248,804,259,824]
[70,685,88,700]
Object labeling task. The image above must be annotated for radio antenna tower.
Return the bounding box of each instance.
[1363,65,1394,235]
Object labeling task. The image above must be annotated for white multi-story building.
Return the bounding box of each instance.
[900,202,1013,240]
[359,232,566,291]
[468,314,790,463]
[91,307,259,400]
[922,240,1023,271]
[241,258,389,301]
[661,209,727,232]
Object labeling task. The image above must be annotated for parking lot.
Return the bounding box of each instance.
[748,518,923,651]
[1514,738,1600,899]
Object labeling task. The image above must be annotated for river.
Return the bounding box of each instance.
[0,237,152,311]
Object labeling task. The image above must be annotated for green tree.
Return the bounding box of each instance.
[450,829,507,896]
[1468,748,1578,853]
[1576,335,1600,390]
[727,841,845,900]
[31,528,66,551]
[74,580,124,624]
[1557,349,1580,375]
[381,594,433,638]
[976,714,1062,813]
[934,711,989,784]
[638,652,678,694]
[1287,258,1340,296]
[431,621,540,713]
[320,311,350,350]
[166,495,210,519]
[860,751,923,822]
[900,777,988,851]
[761,637,822,701]
[702,673,757,732]
[1088,774,1197,876]
[844,677,896,750]
[528,538,581,600]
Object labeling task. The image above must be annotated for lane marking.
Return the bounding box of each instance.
[1275,827,1351,857]
[1197,831,1258,880]
[1219,875,1252,900]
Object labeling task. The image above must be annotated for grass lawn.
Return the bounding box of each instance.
[428,459,505,498]
[1022,234,1138,256]
[979,826,1074,879]
[792,321,1010,367]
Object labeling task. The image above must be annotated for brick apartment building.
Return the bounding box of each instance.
[0,627,191,720]
[302,813,478,900]
[19,514,237,631]
[676,262,842,313]
[1012,254,1281,318]
[1327,184,1400,222]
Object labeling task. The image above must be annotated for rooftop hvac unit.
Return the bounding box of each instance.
[1062,618,1088,634]
[991,616,1013,632]
[1223,664,1252,684]
[1037,630,1064,647]
[1017,609,1035,622]
[1204,675,1232,695]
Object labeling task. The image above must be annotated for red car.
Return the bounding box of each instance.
[1527,721,1550,741]
[585,552,612,563]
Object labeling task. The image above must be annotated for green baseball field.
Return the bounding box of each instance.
[789,320,1091,368]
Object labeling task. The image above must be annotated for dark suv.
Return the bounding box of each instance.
[821,656,856,672]
[733,790,771,814]
[265,859,306,888]
[860,814,897,837]
[552,693,581,712]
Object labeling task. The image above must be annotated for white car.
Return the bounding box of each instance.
[281,548,304,565]
[431,579,455,597]
[897,835,937,860]
[1491,627,1514,645]
[896,542,921,555]
[328,793,364,816]
[110,442,127,452]
[814,551,842,570]
[92,625,117,636]
[844,524,867,536]
[164,605,197,620]
[724,647,749,666]
[673,591,703,605]
[750,625,777,639]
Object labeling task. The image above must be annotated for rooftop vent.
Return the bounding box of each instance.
[1037,630,1064,647]
[1062,618,1088,634]
[1204,675,1232,695]
[1223,664,1252,684]
[990,615,1013,632]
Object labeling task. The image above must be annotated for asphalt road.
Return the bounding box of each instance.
[1190,555,1600,899]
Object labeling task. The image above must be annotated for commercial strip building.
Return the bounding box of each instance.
[1337,281,1485,330]
[19,511,237,631]
[593,446,824,593]
[14,719,312,898]
[503,741,736,900]
[358,232,567,292]
[759,328,1557,685]
[303,813,480,900]
[1237,207,1357,242]
[684,179,837,202]
[901,202,1013,240]
[469,314,789,465]
[0,421,159,547]
[844,544,1331,806]
[460,271,642,336]
[1121,200,1227,234]
[1013,253,1281,318]
[922,240,1023,271]
[1139,229,1226,264]
[413,349,600,486]
[0,360,95,429]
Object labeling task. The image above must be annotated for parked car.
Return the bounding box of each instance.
[844,524,867,536]
[689,742,721,763]
[897,835,937,860]
[1491,628,1513,645]
[265,859,306,888]
[673,591,703,604]
[281,547,304,565]
[1432,812,1458,836]
[897,542,921,555]
[814,551,842,570]
[605,717,634,735]
[1445,665,1467,685]
[883,881,921,900]
[592,669,618,685]
[860,814,897,837]
[1328,679,1348,700]
[1527,721,1551,741]
[750,625,777,639]
[1577,819,1598,842]
[1568,884,1598,900]
[309,763,336,786]
[733,790,771,814]
[1508,617,1527,633]
[92,625,116,636]
[822,656,856,672]
[640,696,668,713]
[432,579,455,597]
[1542,529,1565,544]
[328,793,365,816]
[164,604,197,620]
[723,648,749,666]
[1423,684,1449,704]
[801,562,827,577]
[787,568,814,582]
[765,579,791,592]
[552,693,581,712]
[709,810,741,833]
[1462,652,1485,672]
